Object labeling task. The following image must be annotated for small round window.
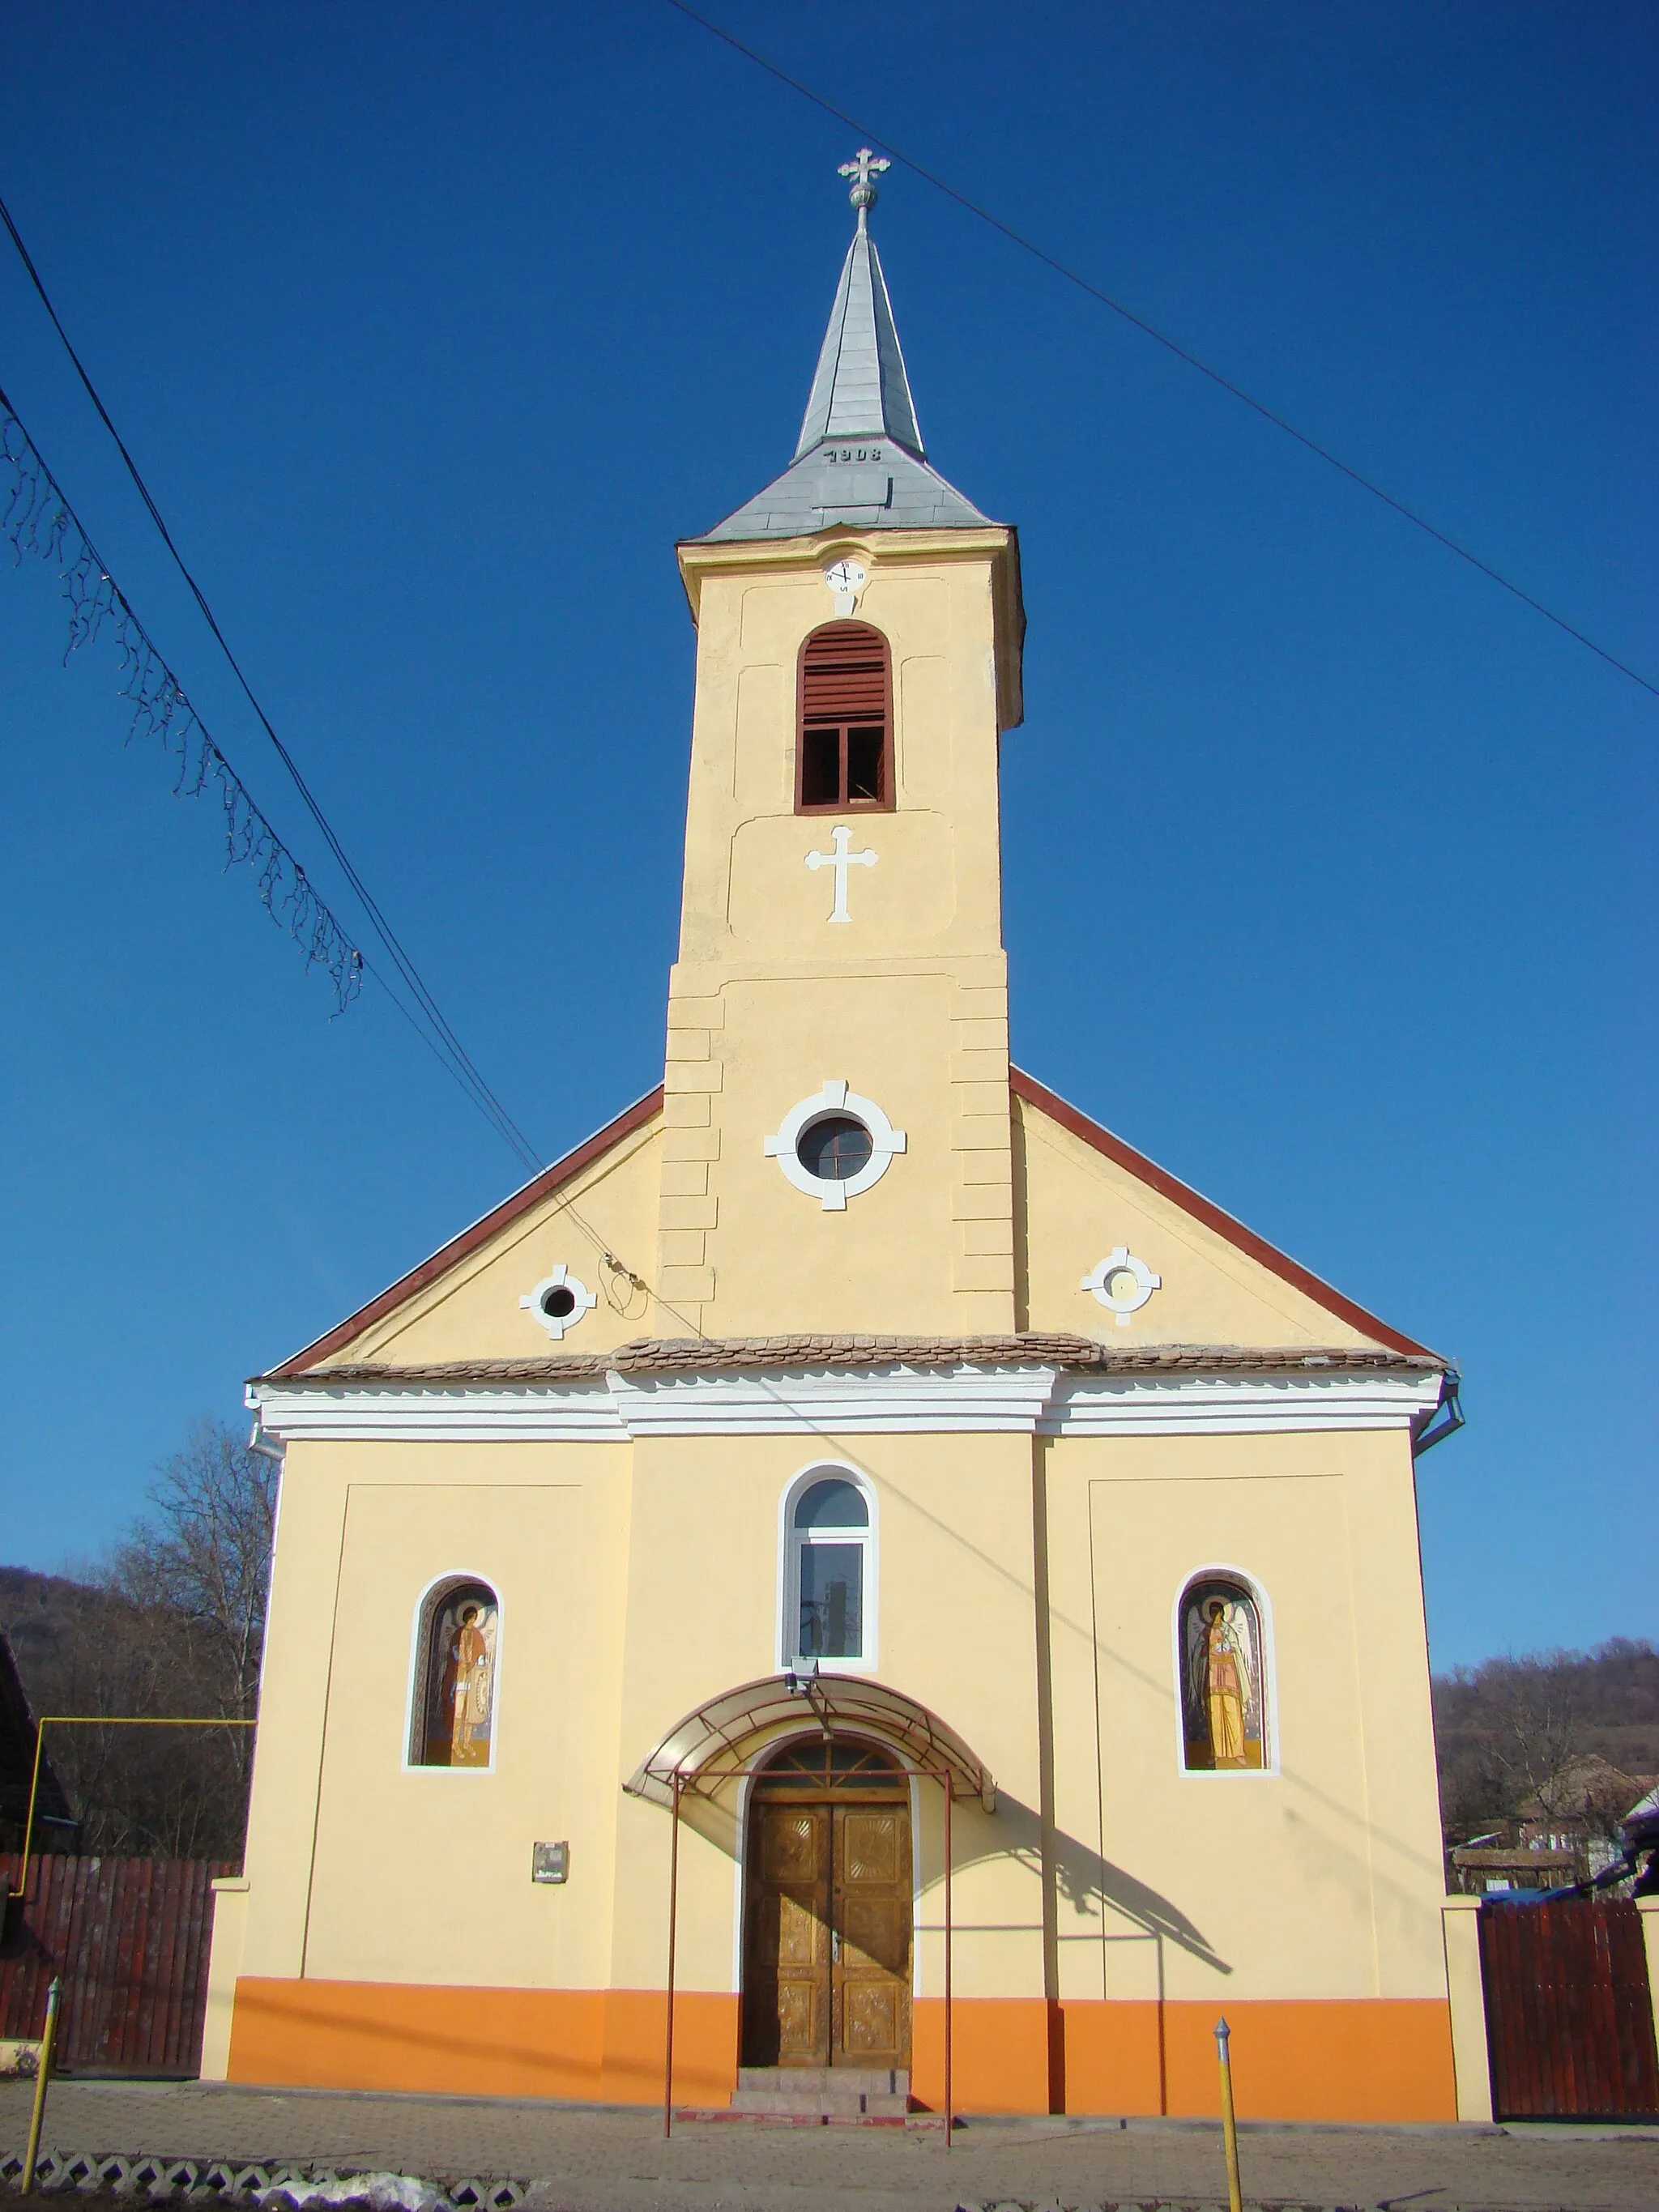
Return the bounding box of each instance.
[519,1266,597,1340]
[796,1115,874,1183]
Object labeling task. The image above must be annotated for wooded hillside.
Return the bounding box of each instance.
[0,1418,274,1861]
[1432,1639,1659,1848]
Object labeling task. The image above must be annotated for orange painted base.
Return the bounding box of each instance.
[227,1979,738,2107]
[1060,1998,1458,2123]
[910,1997,1056,2115]
[226,1980,1456,2122]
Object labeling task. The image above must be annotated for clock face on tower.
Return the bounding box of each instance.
[824,558,867,597]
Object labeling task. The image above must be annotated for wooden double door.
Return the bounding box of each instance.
[740,1747,912,2069]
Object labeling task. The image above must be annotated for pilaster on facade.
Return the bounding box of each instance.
[949,975,1013,1315]
[666,991,726,1033]
[663,1058,723,1099]
[663,1091,714,1127]
[658,989,728,1328]
[659,1159,710,1197]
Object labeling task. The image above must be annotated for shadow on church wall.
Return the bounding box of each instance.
[664,1773,1230,1975]
[966,1786,1232,1975]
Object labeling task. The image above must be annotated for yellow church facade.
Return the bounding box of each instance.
[206,160,1470,2125]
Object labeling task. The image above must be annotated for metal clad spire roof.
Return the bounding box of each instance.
[693,150,997,545]
[794,226,923,462]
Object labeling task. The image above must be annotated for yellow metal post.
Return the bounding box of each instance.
[1214,2015,1243,2212]
[22,1975,61,2193]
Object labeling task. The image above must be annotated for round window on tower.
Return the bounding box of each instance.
[795,1114,874,1183]
[764,1081,906,1211]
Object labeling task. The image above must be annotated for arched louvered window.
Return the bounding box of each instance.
[796,621,893,813]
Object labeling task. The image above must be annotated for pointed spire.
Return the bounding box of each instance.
[692,151,996,545]
[795,151,923,462]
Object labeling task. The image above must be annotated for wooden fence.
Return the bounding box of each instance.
[1479,1897,1659,2120]
[0,1854,235,2075]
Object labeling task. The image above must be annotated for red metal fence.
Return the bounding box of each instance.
[0,1854,234,2075]
[1479,1898,1659,2120]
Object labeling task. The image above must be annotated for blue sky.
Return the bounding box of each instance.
[0,2,1651,1669]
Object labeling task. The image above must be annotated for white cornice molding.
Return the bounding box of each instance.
[248,1381,625,1443]
[249,1361,1441,1443]
[1041,1368,1444,1436]
[608,1364,1056,1437]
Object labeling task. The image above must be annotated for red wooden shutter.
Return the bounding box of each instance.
[801,624,888,724]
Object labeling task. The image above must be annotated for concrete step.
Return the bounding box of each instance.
[729,2065,911,2119]
[736,2065,908,2093]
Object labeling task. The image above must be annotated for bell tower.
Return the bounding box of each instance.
[657,155,1026,1339]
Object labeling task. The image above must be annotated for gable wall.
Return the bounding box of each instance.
[320,1114,664,1367]
[1014,1091,1379,1349]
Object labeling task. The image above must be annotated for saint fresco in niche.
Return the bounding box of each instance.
[420,1584,498,1767]
[1181,1579,1265,1771]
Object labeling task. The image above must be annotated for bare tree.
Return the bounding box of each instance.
[1433,1641,1659,1864]
[1487,1656,1585,1822]
[105,1417,278,1788]
[7,1418,279,1859]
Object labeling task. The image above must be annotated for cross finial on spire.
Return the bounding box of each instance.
[838,147,890,229]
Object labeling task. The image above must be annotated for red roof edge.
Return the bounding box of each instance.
[269,1085,666,1377]
[1009,1068,1433,1361]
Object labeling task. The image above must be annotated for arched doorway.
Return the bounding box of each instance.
[740,1737,912,2069]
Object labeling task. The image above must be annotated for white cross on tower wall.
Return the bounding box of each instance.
[805,824,878,923]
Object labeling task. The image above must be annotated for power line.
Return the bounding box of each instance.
[664,0,1658,705]
[0,185,546,1171]
[0,202,725,1343]
[3,377,697,1335]
[2,380,365,1014]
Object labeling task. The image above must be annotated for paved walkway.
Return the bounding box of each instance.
[4,2080,1659,2211]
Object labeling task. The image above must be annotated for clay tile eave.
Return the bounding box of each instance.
[251,1337,1444,1389]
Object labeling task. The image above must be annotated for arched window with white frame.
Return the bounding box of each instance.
[779,1468,876,1673]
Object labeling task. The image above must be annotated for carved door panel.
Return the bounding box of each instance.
[741,1803,830,2066]
[832,1803,911,2065]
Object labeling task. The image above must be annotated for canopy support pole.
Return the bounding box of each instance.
[944,1767,954,2149]
[663,1771,680,2139]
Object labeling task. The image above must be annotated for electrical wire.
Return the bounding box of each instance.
[0,242,703,1336]
[2,376,366,1004]
[0,185,546,1171]
[664,0,1658,705]
[0,199,723,1343]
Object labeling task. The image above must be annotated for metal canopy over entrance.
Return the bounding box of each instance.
[623,1671,996,2146]
[623,1669,996,1812]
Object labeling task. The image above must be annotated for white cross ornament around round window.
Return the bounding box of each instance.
[765,1080,906,1211]
[1081,1246,1162,1327]
[520,1264,598,1340]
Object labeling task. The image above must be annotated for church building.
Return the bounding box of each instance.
[206,156,1471,2124]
